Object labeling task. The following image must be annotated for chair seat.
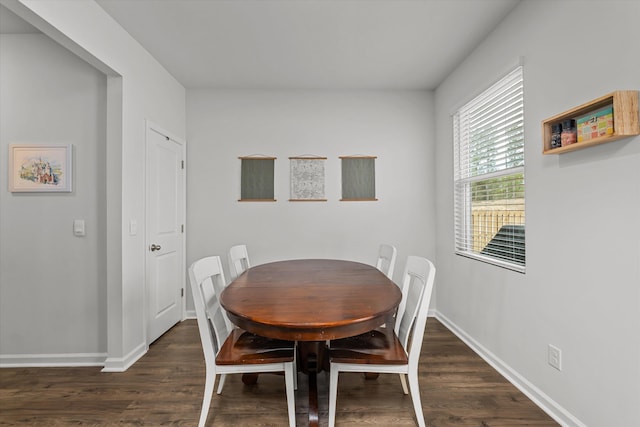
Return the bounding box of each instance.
[330,328,408,365]
[216,328,295,365]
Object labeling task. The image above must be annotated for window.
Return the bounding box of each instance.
[453,66,525,271]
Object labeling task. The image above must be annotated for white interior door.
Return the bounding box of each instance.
[146,122,185,344]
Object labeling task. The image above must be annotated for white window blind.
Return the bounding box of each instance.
[453,66,525,271]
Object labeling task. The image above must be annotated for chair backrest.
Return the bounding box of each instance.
[394,256,436,369]
[188,256,231,366]
[375,244,397,279]
[228,244,251,281]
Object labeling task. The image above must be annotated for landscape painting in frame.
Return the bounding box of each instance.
[9,144,72,192]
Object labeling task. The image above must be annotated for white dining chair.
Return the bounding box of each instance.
[227,244,251,281]
[375,243,397,279]
[188,255,296,427]
[328,256,436,427]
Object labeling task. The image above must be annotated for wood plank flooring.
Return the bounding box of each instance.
[0,318,558,426]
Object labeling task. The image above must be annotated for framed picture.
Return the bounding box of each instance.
[8,144,73,192]
[289,156,327,201]
[238,155,276,201]
[340,155,377,201]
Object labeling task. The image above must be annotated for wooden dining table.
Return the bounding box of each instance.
[220,259,402,427]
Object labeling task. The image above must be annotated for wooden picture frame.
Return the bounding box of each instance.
[8,144,73,192]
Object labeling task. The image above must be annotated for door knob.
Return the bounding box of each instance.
[150,244,162,252]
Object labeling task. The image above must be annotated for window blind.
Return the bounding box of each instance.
[453,66,525,271]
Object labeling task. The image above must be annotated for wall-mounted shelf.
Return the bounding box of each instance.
[542,90,639,155]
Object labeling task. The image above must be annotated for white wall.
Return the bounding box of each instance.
[0,34,107,363]
[1,0,186,370]
[186,90,436,311]
[434,1,640,426]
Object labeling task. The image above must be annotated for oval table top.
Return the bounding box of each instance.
[220,259,401,342]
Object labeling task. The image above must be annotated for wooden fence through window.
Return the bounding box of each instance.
[471,200,525,253]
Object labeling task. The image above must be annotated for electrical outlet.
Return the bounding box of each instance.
[548,344,562,371]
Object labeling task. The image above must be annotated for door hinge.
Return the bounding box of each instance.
[181,224,184,233]
[181,288,184,297]
[181,160,184,169]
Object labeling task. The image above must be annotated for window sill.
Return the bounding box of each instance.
[455,251,526,274]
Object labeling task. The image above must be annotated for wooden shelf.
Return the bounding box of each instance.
[542,90,639,154]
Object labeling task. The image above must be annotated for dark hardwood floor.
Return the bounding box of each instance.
[0,318,558,426]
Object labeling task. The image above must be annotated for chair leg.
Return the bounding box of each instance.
[328,367,340,427]
[399,373,409,394]
[293,345,298,390]
[284,362,296,427]
[216,373,227,394]
[407,372,426,427]
[199,368,216,427]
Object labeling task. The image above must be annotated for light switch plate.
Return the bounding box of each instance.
[129,220,137,236]
[73,219,85,237]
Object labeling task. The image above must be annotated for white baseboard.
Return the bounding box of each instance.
[0,342,148,372]
[0,352,106,368]
[0,342,149,372]
[433,311,586,427]
[101,342,147,372]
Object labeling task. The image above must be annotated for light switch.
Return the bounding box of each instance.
[73,219,86,237]
[129,219,138,236]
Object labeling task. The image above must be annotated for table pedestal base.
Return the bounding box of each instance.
[241,373,259,385]
[240,341,326,427]
[298,341,327,427]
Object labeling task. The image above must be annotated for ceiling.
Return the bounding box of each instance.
[2,1,520,90]
[96,0,518,90]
